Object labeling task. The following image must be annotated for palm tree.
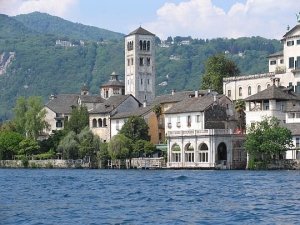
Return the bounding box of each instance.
[234,99,246,133]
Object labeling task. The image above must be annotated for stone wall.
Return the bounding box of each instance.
[0,159,91,169]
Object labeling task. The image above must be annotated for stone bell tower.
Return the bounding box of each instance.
[124,27,156,103]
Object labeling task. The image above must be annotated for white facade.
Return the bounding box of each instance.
[223,24,300,101]
[125,27,156,103]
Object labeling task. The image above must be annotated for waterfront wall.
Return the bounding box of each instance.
[0,159,91,169]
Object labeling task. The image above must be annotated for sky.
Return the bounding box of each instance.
[1,0,300,40]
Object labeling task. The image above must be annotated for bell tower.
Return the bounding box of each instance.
[124,27,156,103]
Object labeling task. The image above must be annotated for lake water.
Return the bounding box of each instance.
[1,169,300,225]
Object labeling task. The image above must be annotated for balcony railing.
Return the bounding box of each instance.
[168,129,233,137]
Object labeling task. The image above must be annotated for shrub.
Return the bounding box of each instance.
[30,162,37,168]
[21,156,29,168]
[45,162,53,168]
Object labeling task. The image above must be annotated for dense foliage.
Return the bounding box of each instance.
[64,105,89,134]
[244,116,293,159]
[200,53,240,93]
[108,134,132,160]
[0,13,283,121]
[119,116,150,142]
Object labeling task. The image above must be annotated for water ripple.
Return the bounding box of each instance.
[1,169,300,224]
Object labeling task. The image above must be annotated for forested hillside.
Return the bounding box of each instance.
[0,13,282,121]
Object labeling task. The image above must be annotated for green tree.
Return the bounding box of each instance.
[108,134,132,160]
[0,131,24,160]
[64,105,89,134]
[144,141,156,156]
[244,116,293,159]
[200,53,240,93]
[97,141,109,168]
[18,138,40,156]
[234,99,246,132]
[119,116,150,142]
[57,131,79,159]
[13,96,49,140]
[133,139,147,157]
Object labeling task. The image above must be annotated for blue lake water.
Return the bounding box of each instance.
[1,169,300,225]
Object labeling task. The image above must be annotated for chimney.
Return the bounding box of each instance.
[50,94,56,100]
[143,100,147,107]
[171,89,175,95]
[195,90,198,98]
[214,95,217,102]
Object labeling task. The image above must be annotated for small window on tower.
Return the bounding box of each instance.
[147,58,150,65]
[139,58,144,66]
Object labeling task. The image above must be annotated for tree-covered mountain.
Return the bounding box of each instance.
[14,12,124,41]
[0,13,282,121]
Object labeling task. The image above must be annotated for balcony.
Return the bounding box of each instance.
[168,129,234,137]
[176,122,181,128]
[291,68,300,74]
[275,66,286,74]
[167,123,172,128]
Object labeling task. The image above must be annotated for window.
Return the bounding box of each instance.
[131,58,134,65]
[141,79,143,85]
[266,106,269,110]
[187,115,191,126]
[296,138,300,148]
[297,56,300,68]
[287,40,294,46]
[127,59,130,66]
[139,57,144,66]
[147,41,150,50]
[199,144,208,162]
[143,40,146,50]
[147,58,150,65]
[267,84,270,88]
[92,119,97,127]
[196,115,200,123]
[98,118,102,127]
[116,120,119,130]
[139,40,143,50]
[103,118,107,127]
[172,153,181,162]
[270,60,276,65]
[297,40,300,45]
[227,90,231,97]
[280,59,284,64]
[289,57,294,68]
[257,85,261,92]
[239,87,242,96]
[185,153,194,162]
[113,89,119,94]
[248,86,251,95]
[56,120,63,128]
[297,82,300,93]
[177,116,181,127]
[148,79,149,85]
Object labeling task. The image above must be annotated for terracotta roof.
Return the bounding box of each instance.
[244,85,300,102]
[126,27,155,37]
[45,94,78,114]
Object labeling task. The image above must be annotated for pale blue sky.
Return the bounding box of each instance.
[1,0,300,39]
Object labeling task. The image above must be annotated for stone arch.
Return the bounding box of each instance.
[92,119,97,127]
[171,143,181,162]
[98,118,102,127]
[217,142,227,161]
[198,143,209,162]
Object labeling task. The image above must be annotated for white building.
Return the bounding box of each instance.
[223,22,300,101]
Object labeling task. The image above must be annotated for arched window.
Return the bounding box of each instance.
[257,85,261,92]
[139,40,143,50]
[127,42,130,51]
[92,119,97,127]
[248,86,251,95]
[143,40,146,50]
[199,143,208,162]
[147,41,150,50]
[131,58,134,65]
[239,87,242,96]
[98,118,102,127]
[267,84,270,88]
[103,118,107,127]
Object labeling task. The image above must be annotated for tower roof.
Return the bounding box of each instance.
[100,71,124,87]
[126,27,155,37]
